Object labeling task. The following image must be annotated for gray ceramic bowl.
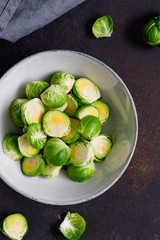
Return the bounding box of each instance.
[0,50,138,205]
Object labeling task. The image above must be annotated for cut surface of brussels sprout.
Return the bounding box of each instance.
[10,99,27,127]
[18,134,40,157]
[62,118,80,144]
[0,213,28,240]
[21,154,45,177]
[73,78,100,104]
[64,94,79,117]
[59,212,86,240]
[2,133,23,161]
[43,138,71,166]
[27,123,47,149]
[40,84,67,108]
[77,115,101,140]
[76,104,100,120]
[67,162,95,182]
[21,98,45,125]
[91,134,112,162]
[92,100,110,124]
[51,72,75,93]
[42,165,62,178]
[92,15,113,38]
[143,16,160,46]
[26,81,49,99]
[45,102,67,112]
[70,139,94,166]
[43,110,71,137]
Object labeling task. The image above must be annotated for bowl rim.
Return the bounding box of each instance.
[0,50,138,205]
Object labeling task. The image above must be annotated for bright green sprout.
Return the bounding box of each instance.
[42,164,62,178]
[50,72,75,93]
[64,94,79,117]
[10,99,27,127]
[27,123,47,149]
[62,118,80,144]
[45,102,67,112]
[18,133,40,157]
[76,104,100,120]
[92,100,110,124]
[92,15,113,38]
[25,81,49,99]
[143,16,160,46]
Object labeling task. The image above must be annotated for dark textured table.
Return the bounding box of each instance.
[0,0,160,239]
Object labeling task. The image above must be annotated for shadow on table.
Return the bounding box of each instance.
[85,16,100,38]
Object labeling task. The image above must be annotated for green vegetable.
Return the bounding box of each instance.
[77,115,101,140]
[10,99,27,127]
[22,126,28,134]
[21,154,45,177]
[21,98,45,125]
[69,139,94,166]
[0,213,28,240]
[45,102,67,112]
[42,165,62,178]
[62,118,80,144]
[64,94,79,117]
[73,78,100,104]
[90,134,112,162]
[40,84,67,108]
[76,104,99,120]
[51,72,75,93]
[143,16,160,46]
[27,123,47,149]
[67,162,95,182]
[18,133,40,157]
[43,110,71,137]
[92,100,110,124]
[2,133,23,161]
[26,81,49,99]
[59,212,86,240]
[92,15,113,38]
[43,138,71,166]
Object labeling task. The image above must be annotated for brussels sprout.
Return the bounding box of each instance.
[92,15,113,38]
[59,212,86,240]
[43,138,71,166]
[2,133,23,161]
[143,16,160,46]
[76,104,100,120]
[64,94,79,117]
[0,213,28,240]
[42,165,62,178]
[22,126,28,134]
[45,102,67,112]
[27,123,47,149]
[77,116,101,140]
[18,134,40,157]
[43,110,71,137]
[62,118,80,144]
[21,154,45,177]
[10,99,27,127]
[90,134,112,162]
[51,72,75,93]
[40,84,67,108]
[92,100,110,124]
[69,139,94,166]
[21,98,45,126]
[26,81,49,99]
[67,162,95,182]
[73,78,100,104]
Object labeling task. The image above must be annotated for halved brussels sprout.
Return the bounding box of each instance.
[10,99,27,127]
[64,94,79,117]
[2,133,23,161]
[43,110,71,137]
[69,139,94,166]
[59,212,86,240]
[42,165,62,178]
[21,98,45,125]
[51,72,75,93]
[77,115,101,140]
[67,162,95,182]
[76,104,100,120]
[0,213,28,240]
[73,78,100,104]
[45,102,67,112]
[40,84,67,108]
[18,134,40,157]
[27,123,47,149]
[92,100,110,124]
[62,118,80,144]
[92,15,113,38]
[143,16,160,46]
[90,134,112,162]
[43,138,71,166]
[26,81,49,99]
[21,154,45,177]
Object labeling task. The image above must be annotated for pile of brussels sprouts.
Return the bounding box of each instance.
[2,71,112,182]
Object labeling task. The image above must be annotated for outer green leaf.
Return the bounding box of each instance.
[51,72,75,93]
[26,81,49,99]
[27,123,47,149]
[10,99,27,127]
[92,15,113,38]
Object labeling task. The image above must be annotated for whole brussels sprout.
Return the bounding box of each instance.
[143,16,160,46]
[10,99,27,127]
[62,118,80,144]
[51,72,75,93]
[64,94,79,117]
[67,162,95,182]
[27,123,47,149]
[43,138,71,166]
[92,100,110,125]
[18,134,40,157]
[92,15,113,38]
[26,81,49,99]
[76,104,100,120]
[42,165,62,178]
